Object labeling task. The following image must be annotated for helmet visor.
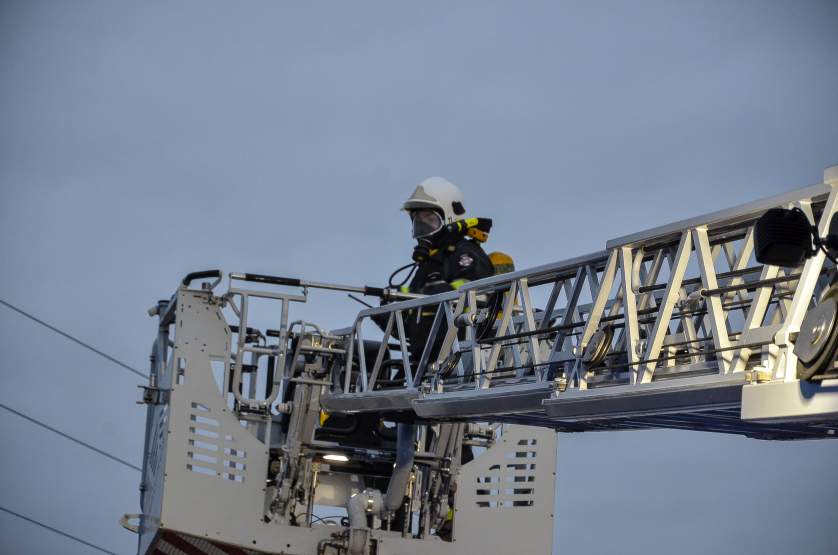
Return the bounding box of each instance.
[411,209,443,239]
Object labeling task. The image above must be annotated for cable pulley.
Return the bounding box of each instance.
[795,283,838,381]
[582,325,613,369]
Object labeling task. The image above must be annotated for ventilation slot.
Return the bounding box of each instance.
[148,405,169,477]
[475,444,538,509]
[186,403,247,483]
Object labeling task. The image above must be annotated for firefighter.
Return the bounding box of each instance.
[391,177,495,362]
[402,177,493,293]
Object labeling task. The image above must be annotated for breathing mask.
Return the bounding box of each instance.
[411,209,444,239]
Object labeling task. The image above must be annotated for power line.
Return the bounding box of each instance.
[0,403,142,472]
[0,298,148,380]
[0,505,119,555]
[0,299,145,553]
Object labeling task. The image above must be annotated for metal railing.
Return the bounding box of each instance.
[336,181,838,399]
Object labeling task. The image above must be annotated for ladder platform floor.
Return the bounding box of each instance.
[322,375,838,440]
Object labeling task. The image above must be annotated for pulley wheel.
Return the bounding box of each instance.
[583,326,613,369]
[796,284,838,381]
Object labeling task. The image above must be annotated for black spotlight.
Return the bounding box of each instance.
[754,207,815,267]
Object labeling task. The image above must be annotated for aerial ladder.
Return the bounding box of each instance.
[126,167,838,555]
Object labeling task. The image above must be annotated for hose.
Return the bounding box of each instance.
[389,262,418,289]
[384,423,416,512]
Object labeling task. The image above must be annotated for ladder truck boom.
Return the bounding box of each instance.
[128,166,838,555]
[323,166,838,439]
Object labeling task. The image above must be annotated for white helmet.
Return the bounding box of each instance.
[402,177,467,239]
[403,177,466,221]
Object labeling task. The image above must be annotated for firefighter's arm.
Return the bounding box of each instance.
[421,272,453,295]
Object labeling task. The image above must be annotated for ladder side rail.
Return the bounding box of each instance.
[607,183,831,250]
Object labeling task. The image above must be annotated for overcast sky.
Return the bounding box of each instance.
[1,1,837,554]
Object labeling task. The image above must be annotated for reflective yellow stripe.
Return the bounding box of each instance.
[400,285,410,293]
[319,410,330,426]
[450,279,469,289]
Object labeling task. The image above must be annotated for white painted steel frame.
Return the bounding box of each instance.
[139,288,558,555]
[336,180,838,418]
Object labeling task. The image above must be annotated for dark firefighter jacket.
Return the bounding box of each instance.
[402,236,494,363]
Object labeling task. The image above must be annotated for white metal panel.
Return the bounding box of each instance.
[450,425,557,555]
[741,379,838,425]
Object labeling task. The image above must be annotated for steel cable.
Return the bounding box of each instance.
[0,505,120,555]
[0,403,142,472]
[0,298,148,379]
